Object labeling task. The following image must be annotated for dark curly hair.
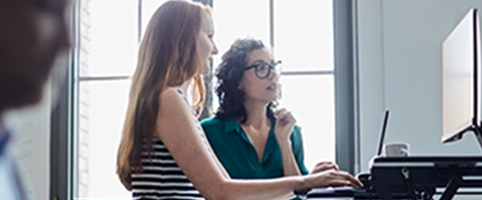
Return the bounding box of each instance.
[214,37,277,123]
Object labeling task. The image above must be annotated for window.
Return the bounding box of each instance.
[73,1,173,199]
[74,0,138,199]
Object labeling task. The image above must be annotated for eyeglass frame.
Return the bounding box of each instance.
[243,60,282,79]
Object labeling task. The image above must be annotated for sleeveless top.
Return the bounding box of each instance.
[131,88,206,199]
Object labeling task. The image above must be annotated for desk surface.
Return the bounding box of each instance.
[305,187,379,199]
[371,155,482,185]
[372,155,482,164]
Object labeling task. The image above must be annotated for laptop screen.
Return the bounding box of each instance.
[377,110,390,156]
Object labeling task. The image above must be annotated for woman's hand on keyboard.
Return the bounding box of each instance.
[306,169,364,189]
[311,161,339,174]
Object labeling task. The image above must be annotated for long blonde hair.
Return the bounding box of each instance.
[116,0,211,190]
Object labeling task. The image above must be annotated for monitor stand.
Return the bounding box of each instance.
[463,125,482,151]
[444,124,482,152]
[472,125,482,150]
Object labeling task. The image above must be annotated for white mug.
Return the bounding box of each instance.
[382,142,410,157]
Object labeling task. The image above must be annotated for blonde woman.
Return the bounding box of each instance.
[116,1,362,199]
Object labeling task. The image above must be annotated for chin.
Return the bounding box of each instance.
[8,93,43,109]
[266,94,278,102]
[201,65,211,75]
[12,82,46,108]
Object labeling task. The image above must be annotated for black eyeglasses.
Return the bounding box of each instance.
[244,60,282,79]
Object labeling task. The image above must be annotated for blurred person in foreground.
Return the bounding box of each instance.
[0,0,72,199]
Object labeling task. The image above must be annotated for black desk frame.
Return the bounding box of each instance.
[371,156,482,200]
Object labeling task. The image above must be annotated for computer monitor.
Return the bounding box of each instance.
[442,8,482,146]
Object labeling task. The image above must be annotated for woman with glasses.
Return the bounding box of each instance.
[201,38,335,193]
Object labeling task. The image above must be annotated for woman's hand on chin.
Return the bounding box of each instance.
[273,108,296,142]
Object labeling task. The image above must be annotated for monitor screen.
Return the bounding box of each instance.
[442,8,481,143]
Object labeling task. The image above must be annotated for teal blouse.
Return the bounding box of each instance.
[200,117,309,179]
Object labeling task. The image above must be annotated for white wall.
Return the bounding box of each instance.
[357,0,482,172]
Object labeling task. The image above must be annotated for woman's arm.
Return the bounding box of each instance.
[274,108,303,176]
[291,126,310,175]
[156,88,361,200]
[278,134,302,176]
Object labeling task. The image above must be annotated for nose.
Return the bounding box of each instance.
[270,62,282,80]
[212,42,219,55]
[268,68,279,80]
[58,15,73,50]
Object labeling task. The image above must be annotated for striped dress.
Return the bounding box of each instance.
[131,138,204,199]
[131,88,206,199]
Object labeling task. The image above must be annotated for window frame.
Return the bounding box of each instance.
[333,0,357,174]
[50,0,79,199]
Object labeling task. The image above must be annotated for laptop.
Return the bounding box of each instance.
[354,109,389,187]
[356,110,390,188]
[377,110,390,157]
[301,110,390,198]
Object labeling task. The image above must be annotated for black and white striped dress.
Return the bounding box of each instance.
[131,88,206,199]
[131,138,204,199]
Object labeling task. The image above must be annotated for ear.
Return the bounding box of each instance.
[237,82,244,90]
[237,79,245,90]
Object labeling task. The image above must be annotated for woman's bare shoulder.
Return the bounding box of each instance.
[158,87,189,113]
[159,87,182,103]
